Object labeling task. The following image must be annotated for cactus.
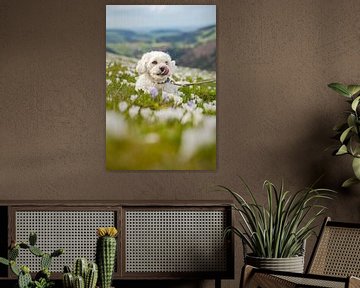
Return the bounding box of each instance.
[74,258,88,279]
[10,260,20,276]
[41,253,52,270]
[29,245,44,257]
[0,232,63,288]
[63,260,98,288]
[9,246,19,260]
[18,270,32,288]
[85,263,98,288]
[51,248,64,257]
[29,232,37,246]
[35,268,50,282]
[0,257,9,266]
[63,272,74,288]
[74,275,85,288]
[96,227,118,288]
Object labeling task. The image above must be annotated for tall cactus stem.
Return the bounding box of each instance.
[73,275,85,288]
[85,262,98,288]
[63,272,74,288]
[96,234,117,288]
[74,258,88,279]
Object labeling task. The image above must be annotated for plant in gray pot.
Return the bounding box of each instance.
[220,179,334,273]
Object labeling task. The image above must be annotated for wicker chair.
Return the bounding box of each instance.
[241,217,360,288]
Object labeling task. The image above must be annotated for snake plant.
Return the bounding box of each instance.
[220,178,335,258]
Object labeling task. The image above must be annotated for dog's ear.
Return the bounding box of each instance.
[136,53,149,75]
[170,60,177,72]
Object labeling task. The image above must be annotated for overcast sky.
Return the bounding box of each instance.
[106,5,216,31]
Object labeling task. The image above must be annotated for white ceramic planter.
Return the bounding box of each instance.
[245,254,305,273]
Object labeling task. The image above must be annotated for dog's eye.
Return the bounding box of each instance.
[152,61,158,65]
[165,61,169,65]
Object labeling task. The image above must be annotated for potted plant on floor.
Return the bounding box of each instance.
[220,179,334,273]
[328,82,360,187]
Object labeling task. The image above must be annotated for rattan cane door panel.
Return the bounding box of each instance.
[14,209,116,273]
[123,207,232,278]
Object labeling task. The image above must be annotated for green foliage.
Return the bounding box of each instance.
[32,278,54,288]
[0,232,63,288]
[220,178,335,258]
[328,82,360,187]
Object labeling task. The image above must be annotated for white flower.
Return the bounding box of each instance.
[130,94,138,101]
[168,93,183,105]
[106,79,112,86]
[181,112,192,124]
[128,105,140,118]
[154,107,184,123]
[140,108,153,119]
[118,101,128,112]
[192,108,204,126]
[106,111,127,139]
[203,102,216,112]
[179,116,216,160]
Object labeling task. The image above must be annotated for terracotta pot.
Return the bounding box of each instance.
[245,254,304,273]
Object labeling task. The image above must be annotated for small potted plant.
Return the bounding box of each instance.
[328,83,360,187]
[220,178,334,272]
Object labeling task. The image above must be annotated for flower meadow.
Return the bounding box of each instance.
[106,54,216,170]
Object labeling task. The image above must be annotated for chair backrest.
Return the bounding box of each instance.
[307,217,360,277]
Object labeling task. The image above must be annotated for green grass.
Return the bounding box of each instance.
[106,56,216,170]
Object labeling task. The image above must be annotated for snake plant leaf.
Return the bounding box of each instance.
[336,145,348,155]
[328,83,351,97]
[340,126,353,143]
[351,96,360,111]
[342,177,360,188]
[352,157,360,179]
[347,85,360,97]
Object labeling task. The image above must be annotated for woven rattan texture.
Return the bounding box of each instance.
[277,275,345,288]
[309,226,360,277]
[248,273,297,288]
[125,210,227,273]
[15,211,115,272]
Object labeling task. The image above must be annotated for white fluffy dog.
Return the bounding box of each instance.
[135,51,176,93]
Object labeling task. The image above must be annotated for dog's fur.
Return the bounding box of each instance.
[135,51,176,92]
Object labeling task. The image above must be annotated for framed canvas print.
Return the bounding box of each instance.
[106,5,216,170]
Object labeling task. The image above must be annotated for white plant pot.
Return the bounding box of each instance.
[245,254,305,273]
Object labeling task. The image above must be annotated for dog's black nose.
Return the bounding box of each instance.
[160,66,165,71]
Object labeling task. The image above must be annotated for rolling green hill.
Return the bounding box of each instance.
[106,25,216,70]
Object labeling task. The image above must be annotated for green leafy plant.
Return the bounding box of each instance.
[0,232,63,288]
[328,83,360,187]
[220,179,334,258]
